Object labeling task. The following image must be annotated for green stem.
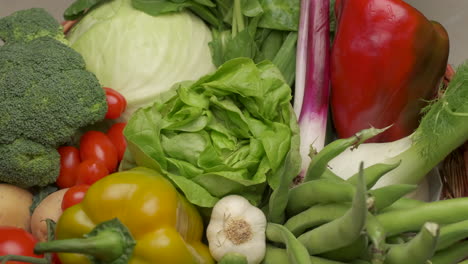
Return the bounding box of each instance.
[34,218,136,264]
[0,255,48,264]
[232,0,244,37]
[35,230,122,261]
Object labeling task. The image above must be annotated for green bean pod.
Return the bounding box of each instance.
[262,245,346,264]
[430,241,468,264]
[436,219,468,251]
[287,179,354,215]
[265,223,311,264]
[377,198,468,236]
[298,164,368,255]
[284,203,349,236]
[304,127,386,182]
[379,198,426,213]
[346,161,401,189]
[367,184,417,212]
[384,222,439,264]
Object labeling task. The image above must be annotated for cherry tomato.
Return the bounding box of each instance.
[79,131,118,172]
[0,226,43,264]
[75,160,109,185]
[52,253,62,264]
[56,146,81,188]
[104,87,127,119]
[107,122,127,161]
[61,184,90,211]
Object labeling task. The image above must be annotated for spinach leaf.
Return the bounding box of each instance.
[64,0,105,20]
[258,0,300,31]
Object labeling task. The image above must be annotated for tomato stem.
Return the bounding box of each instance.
[34,218,136,264]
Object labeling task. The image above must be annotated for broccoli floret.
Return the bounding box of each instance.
[0,9,107,187]
[0,139,60,188]
[0,8,67,44]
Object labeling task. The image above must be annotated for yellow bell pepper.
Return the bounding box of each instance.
[34,167,214,264]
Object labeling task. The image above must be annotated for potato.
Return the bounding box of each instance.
[0,184,33,231]
[30,188,68,241]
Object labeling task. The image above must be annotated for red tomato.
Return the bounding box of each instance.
[79,131,118,172]
[0,226,43,264]
[104,87,127,119]
[75,160,109,185]
[61,184,90,210]
[52,253,62,264]
[107,122,127,161]
[56,146,81,188]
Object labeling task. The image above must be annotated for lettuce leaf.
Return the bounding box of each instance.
[124,58,300,207]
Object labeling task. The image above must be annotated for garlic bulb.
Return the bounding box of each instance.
[206,195,267,264]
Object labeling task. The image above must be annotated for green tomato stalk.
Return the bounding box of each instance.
[328,61,468,193]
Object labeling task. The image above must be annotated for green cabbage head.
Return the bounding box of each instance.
[66,0,216,120]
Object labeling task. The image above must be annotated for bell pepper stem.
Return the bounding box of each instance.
[0,255,48,264]
[34,218,136,264]
[35,230,123,261]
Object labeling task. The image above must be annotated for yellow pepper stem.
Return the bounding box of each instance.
[34,218,136,264]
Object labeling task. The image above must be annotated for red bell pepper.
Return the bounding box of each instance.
[331,0,449,142]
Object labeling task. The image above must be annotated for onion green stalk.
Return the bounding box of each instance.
[328,61,468,191]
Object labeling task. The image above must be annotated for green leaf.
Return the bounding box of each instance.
[258,0,300,31]
[132,0,194,16]
[241,0,263,17]
[64,0,105,20]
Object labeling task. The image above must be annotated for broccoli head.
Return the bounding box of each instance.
[0,8,108,187]
[0,8,66,44]
[0,139,60,188]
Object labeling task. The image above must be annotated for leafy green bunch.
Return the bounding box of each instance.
[124,58,300,210]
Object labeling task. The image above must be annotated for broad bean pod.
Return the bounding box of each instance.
[284,203,349,236]
[377,198,468,236]
[430,241,468,264]
[304,127,385,182]
[262,245,345,264]
[317,235,369,262]
[365,213,387,264]
[379,198,425,213]
[286,181,413,217]
[298,165,368,255]
[367,184,417,212]
[265,223,311,264]
[346,162,401,189]
[436,219,468,251]
[384,222,439,264]
[287,180,354,215]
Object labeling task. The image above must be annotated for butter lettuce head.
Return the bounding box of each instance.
[124,58,300,208]
[66,0,216,120]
